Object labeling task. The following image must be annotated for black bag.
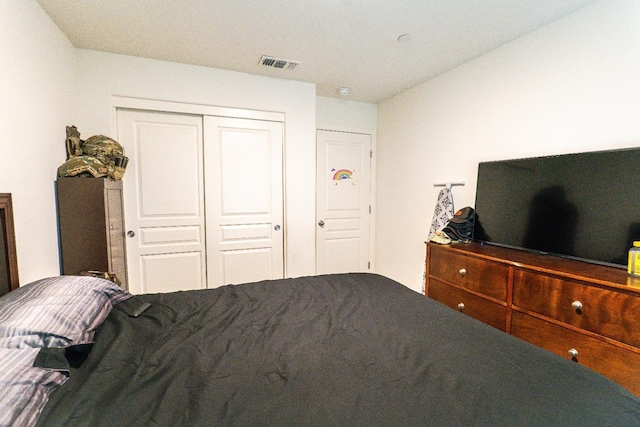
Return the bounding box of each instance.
[442,206,475,241]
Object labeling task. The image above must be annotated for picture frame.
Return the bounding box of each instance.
[0,193,19,296]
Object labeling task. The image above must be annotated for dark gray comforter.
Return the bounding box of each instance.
[37,273,640,426]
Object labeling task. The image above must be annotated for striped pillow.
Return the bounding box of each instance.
[0,276,132,349]
[0,348,68,427]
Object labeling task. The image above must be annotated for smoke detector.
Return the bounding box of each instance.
[260,55,301,70]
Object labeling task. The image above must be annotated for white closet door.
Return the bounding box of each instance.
[204,116,284,287]
[117,109,206,294]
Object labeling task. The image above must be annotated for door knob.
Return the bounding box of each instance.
[274,225,281,231]
[318,220,325,228]
[127,230,135,238]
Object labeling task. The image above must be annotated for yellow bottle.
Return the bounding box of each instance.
[628,241,640,276]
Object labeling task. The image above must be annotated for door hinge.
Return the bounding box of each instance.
[369,205,371,214]
[370,150,373,158]
[368,261,371,270]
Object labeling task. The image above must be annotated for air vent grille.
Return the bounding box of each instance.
[260,55,300,70]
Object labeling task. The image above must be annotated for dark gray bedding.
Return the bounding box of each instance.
[37,273,640,426]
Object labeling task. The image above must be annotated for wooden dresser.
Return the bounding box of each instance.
[425,241,640,396]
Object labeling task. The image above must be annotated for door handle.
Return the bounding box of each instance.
[318,220,325,228]
[127,230,135,238]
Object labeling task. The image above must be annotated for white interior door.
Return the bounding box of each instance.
[204,116,284,287]
[316,130,371,274]
[117,109,206,294]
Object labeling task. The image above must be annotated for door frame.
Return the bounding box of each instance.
[316,125,376,272]
[110,96,287,280]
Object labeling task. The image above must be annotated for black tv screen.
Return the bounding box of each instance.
[473,148,640,268]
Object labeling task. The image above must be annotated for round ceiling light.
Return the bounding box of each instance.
[397,34,411,42]
[337,87,350,96]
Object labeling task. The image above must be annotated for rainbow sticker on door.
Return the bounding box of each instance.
[331,169,356,186]
[332,169,353,180]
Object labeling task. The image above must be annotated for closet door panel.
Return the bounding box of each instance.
[204,116,284,287]
[117,109,206,294]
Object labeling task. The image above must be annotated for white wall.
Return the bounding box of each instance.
[376,0,640,292]
[316,96,378,133]
[0,1,76,283]
[73,50,318,278]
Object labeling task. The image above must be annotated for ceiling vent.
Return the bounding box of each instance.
[260,55,300,70]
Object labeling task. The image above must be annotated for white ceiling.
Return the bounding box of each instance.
[36,0,600,104]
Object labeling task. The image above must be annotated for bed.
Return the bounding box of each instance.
[2,273,640,426]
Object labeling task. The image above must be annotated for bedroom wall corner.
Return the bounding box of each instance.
[0,0,76,284]
[375,0,640,292]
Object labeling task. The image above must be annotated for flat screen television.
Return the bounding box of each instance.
[473,147,640,269]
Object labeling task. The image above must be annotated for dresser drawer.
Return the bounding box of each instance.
[428,279,508,331]
[429,247,508,301]
[511,311,640,396]
[511,311,640,395]
[513,270,640,348]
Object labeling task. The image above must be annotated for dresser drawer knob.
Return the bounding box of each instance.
[457,302,465,312]
[571,300,583,312]
[568,348,579,359]
[459,268,467,277]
